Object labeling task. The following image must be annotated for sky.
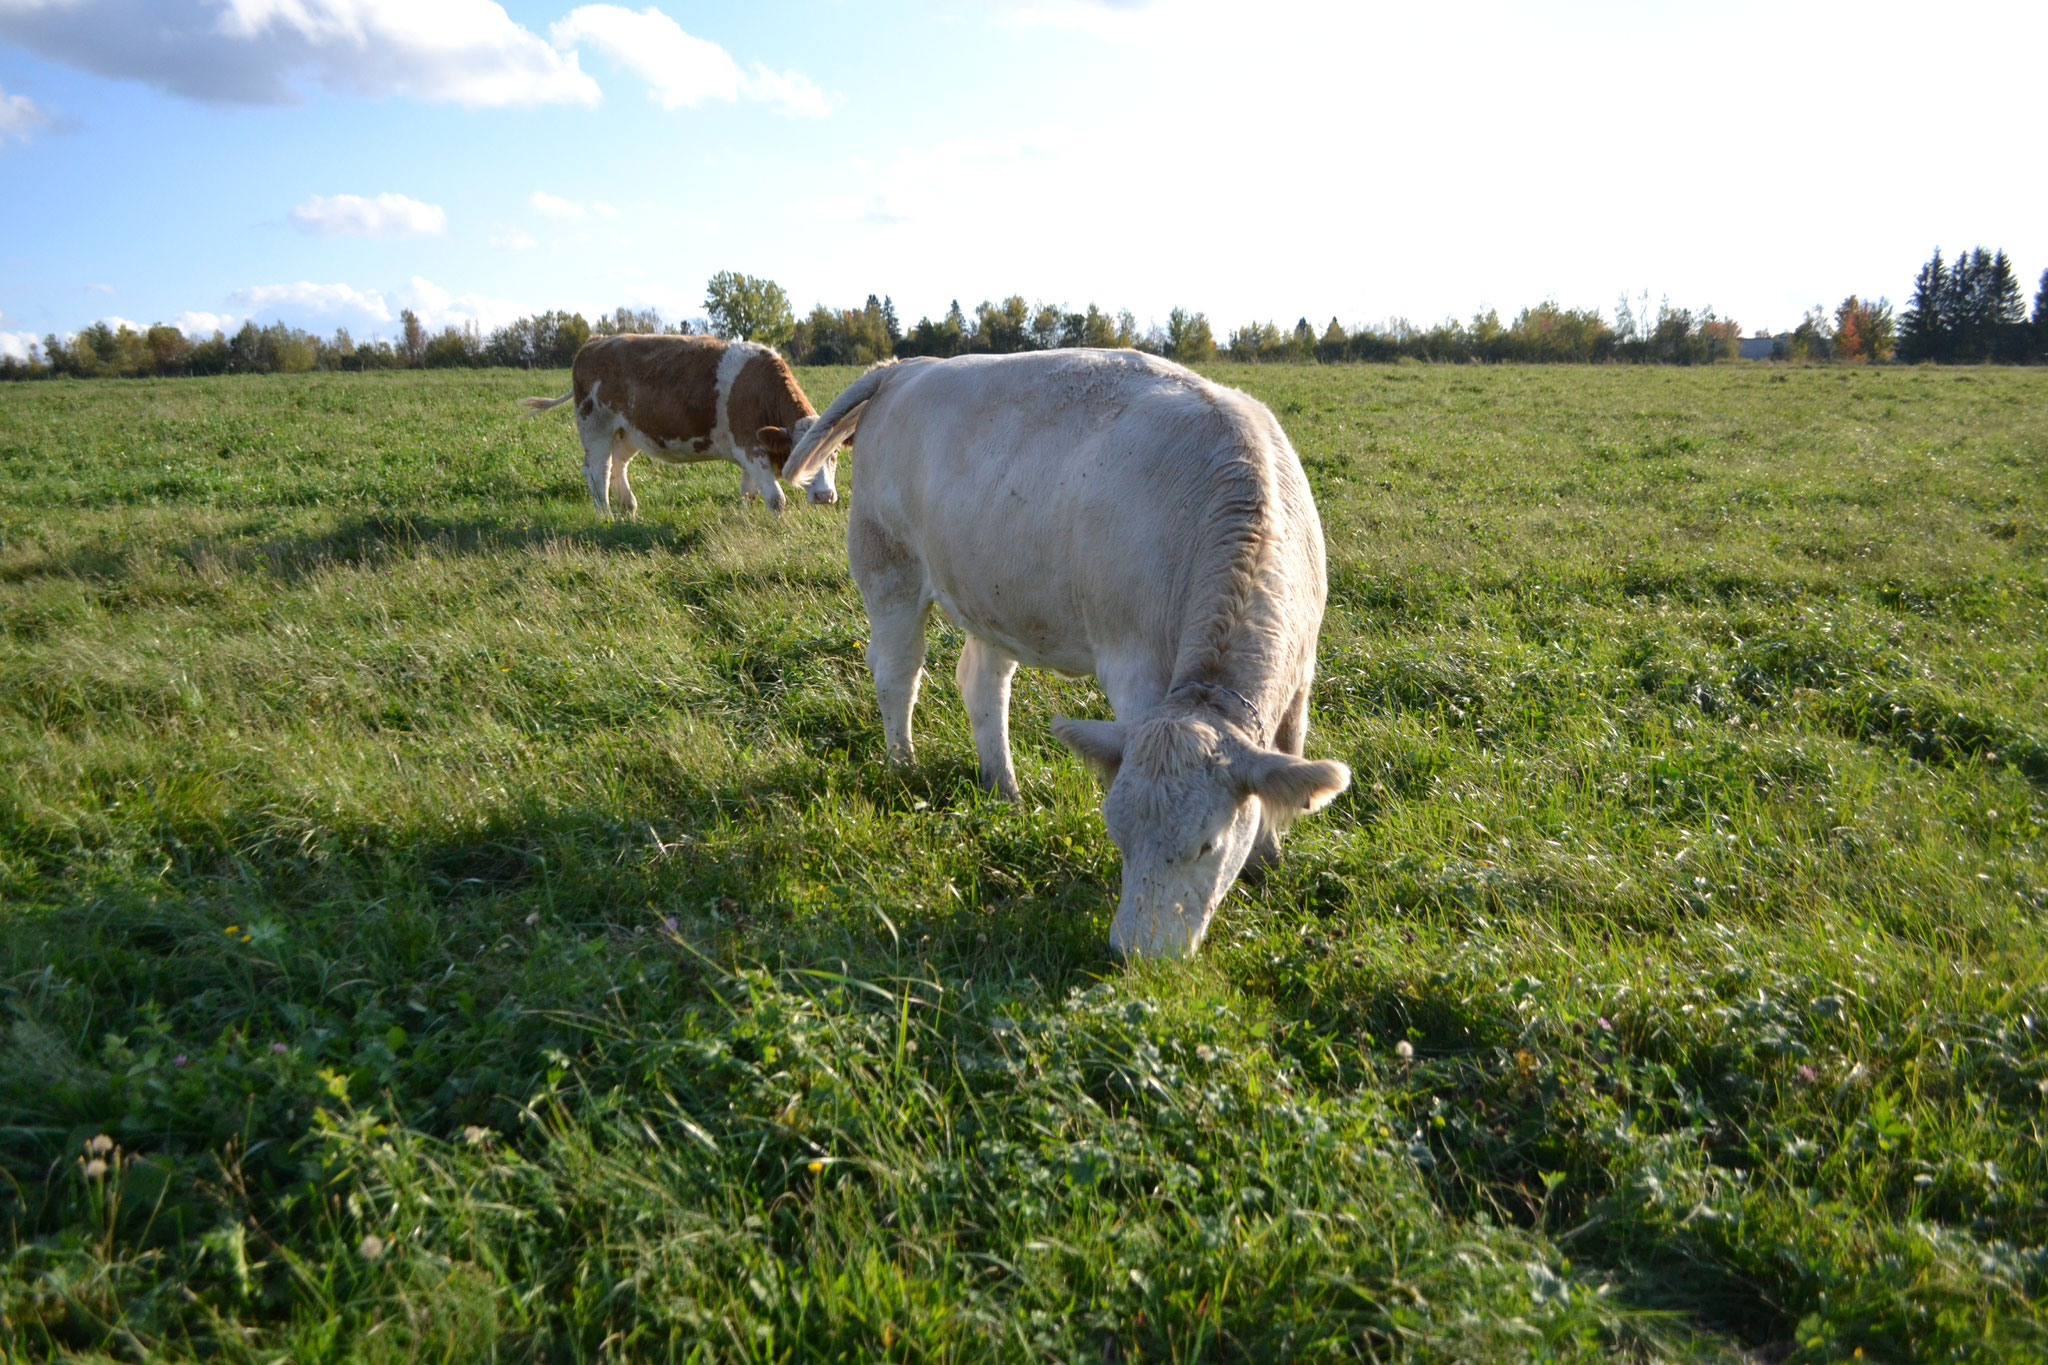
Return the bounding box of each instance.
[1,0,2043,360]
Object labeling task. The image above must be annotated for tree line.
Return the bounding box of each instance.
[7,250,2045,382]
[736,276,1741,367]
[5,306,666,381]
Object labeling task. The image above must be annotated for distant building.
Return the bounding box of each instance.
[1737,334,1776,361]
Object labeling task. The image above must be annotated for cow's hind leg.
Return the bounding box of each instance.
[850,514,930,766]
[575,408,621,517]
[608,438,640,519]
[957,634,1021,800]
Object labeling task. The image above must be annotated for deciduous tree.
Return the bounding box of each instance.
[1832,296,1895,363]
[400,309,425,368]
[1165,307,1215,363]
[703,271,794,347]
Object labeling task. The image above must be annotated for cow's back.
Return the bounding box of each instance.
[853,350,1323,680]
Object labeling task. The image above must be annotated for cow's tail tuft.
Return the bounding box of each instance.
[782,360,900,486]
[519,392,574,414]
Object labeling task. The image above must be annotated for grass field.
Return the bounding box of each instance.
[1,360,2045,1362]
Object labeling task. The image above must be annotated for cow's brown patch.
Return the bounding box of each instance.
[571,335,722,444]
[756,425,794,475]
[727,350,816,453]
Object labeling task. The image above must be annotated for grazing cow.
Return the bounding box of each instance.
[520,334,849,515]
[780,349,1350,958]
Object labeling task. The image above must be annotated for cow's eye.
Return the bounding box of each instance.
[1197,840,1214,858]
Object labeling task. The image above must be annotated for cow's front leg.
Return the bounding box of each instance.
[956,634,1020,800]
[736,448,786,514]
[851,516,929,767]
[580,433,612,516]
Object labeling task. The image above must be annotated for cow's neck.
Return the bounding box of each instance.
[1163,467,1292,739]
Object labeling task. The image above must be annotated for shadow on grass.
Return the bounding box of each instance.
[0,512,709,589]
[186,512,709,582]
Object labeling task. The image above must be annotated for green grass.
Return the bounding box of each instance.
[1,361,2044,1362]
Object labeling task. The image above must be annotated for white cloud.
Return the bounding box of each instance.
[0,82,55,145]
[529,190,585,222]
[0,0,600,107]
[550,5,835,116]
[983,0,1165,35]
[211,276,527,334]
[0,330,39,362]
[290,191,448,238]
[98,315,143,334]
[737,63,834,119]
[490,226,537,252]
[529,190,616,223]
[400,276,526,333]
[175,310,238,336]
[228,279,393,321]
[85,281,116,295]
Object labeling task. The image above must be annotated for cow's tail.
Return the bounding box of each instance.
[781,360,899,486]
[519,391,574,414]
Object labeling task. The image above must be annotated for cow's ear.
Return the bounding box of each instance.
[757,425,794,457]
[1240,751,1350,815]
[1052,716,1127,784]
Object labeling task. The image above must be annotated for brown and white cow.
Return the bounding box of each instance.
[520,334,843,515]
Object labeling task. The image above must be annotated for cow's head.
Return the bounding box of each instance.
[1053,707,1348,959]
[758,416,837,504]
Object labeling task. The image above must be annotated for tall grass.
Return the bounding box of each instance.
[1,363,2044,1361]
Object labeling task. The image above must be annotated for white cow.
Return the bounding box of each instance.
[782,349,1349,958]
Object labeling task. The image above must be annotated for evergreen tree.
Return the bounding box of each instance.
[1988,250,2028,362]
[1897,249,1948,362]
[1946,249,1985,361]
[880,295,901,346]
[2033,269,2048,363]
[1937,248,2028,363]
[1948,248,1987,361]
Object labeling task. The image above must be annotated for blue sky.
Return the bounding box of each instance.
[2,0,2043,360]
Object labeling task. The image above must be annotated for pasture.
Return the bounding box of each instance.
[1,361,2044,1362]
